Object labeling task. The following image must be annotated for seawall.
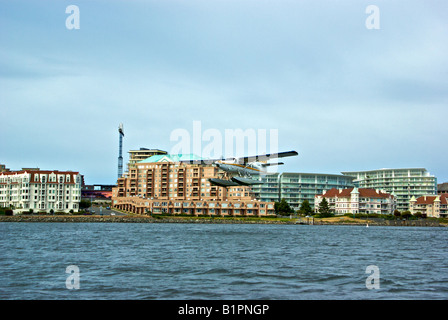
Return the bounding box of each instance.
[0,215,445,227]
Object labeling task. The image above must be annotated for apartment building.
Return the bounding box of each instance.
[0,169,82,213]
[314,187,396,215]
[112,154,275,216]
[251,172,355,210]
[409,195,448,218]
[342,168,437,211]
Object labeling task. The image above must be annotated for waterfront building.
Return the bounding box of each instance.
[112,154,275,216]
[0,169,82,214]
[341,168,437,211]
[250,173,281,203]
[409,195,448,218]
[251,172,355,210]
[314,187,396,215]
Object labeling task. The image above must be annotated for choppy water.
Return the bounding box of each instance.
[1,222,447,300]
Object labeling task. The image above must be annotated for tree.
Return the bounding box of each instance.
[394,210,401,218]
[298,200,313,216]
[414,212,423,219]
[274,198,294,216]
[401,211,412,220]
[318,198,333,217]
[79,199,90,209]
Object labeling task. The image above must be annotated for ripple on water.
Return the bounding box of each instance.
[1,223,447,300]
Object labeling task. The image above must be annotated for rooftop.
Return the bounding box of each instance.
[138,154,203,163]
[412,195,448,205]
[317,187,393,199]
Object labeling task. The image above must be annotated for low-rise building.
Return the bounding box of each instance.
[314,187,396,215]
[409,195,448,218]
[0,169,82,214]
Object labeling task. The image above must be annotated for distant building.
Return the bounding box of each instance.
[0,164,10,172]
[251,172,355,210]
[0,169,82,214]
[409,195,448,218]
[438,183,448,196]
[127,148,168,172]
[112,154,275,216]
[82,184,115,200]
[342,168,437,211]
[314,187,396,215]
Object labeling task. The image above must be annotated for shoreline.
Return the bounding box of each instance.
[0,215,445,227]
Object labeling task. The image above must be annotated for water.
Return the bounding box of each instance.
[1,222,447,300]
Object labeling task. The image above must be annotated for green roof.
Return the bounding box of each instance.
[138,154,203,163]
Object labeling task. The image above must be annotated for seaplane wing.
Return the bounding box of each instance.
[178,150,298,165]
[261,162,284,167]
[234,150,298,164]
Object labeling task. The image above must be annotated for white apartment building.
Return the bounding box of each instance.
[342,168,437,211]
[0,169,82,214]
[314,187,396,215]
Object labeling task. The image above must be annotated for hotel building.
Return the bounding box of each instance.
[112,154,275,216]
[314,187,396,215]
[409,195,448,218]
[341,168,437,211]
[251,172,355,210]
[0,169,82,214]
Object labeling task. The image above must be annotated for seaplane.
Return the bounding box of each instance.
[180,150,298,187]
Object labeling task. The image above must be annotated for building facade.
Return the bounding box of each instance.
[342,168,437,211]
[251,172,355,210]
[314,187,396,215]
[0,169,82,214]
[112,154,275,216]
[127,148,168,172]
[409,195,448,218]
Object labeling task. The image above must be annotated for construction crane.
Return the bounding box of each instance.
[118,123,124,179]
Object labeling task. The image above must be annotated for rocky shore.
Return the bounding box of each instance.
[0,215,294,224]
[0,214,445,226]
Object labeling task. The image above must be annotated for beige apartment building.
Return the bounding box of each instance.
[409,195,448,218]
[314,187,396,215]
[112,154,275,216]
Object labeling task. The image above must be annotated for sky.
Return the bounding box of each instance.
[1,0,447,185]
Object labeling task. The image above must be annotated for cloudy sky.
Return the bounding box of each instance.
[1,0,447,185]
